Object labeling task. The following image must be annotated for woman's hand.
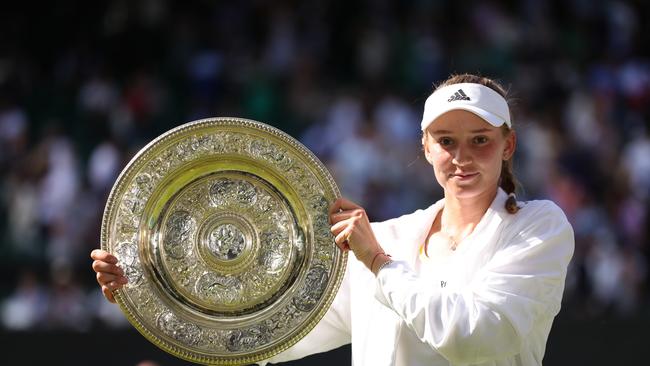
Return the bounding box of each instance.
[90,249,128,303]
[329,197,384,271]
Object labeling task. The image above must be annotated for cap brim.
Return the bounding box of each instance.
[422,105,508,131]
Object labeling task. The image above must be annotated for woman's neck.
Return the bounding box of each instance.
[440,188,497,238]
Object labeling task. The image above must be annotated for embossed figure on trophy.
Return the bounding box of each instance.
[196,272,243,305]
[114,242,144,287]
[234,180,257,205]
[209,177,259,207]
[258,231,288,273]
[157,311,202,346]
[293,266,328,312]
[164,210,195,259]
[249,139,293,171]
[210,178,237,206]
[226,326,272,352]
[207,224,246,260]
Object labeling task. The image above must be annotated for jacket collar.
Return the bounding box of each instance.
[407,188,508,262]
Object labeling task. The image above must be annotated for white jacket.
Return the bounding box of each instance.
[262,189,575,365]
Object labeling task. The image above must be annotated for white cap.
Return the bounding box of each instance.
[420,83,511,131]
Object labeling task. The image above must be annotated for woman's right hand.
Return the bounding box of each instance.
[90,249,128,303]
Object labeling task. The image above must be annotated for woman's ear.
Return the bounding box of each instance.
[503,130,517,160]
[422,135,434,165]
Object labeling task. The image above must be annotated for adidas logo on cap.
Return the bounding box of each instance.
[447,89,471,102]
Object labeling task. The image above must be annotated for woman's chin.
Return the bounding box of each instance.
[446,183,494,200]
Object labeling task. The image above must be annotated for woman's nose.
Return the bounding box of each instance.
[451,146,472,166]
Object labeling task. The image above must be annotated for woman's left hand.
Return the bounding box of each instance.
[329,197,383,269]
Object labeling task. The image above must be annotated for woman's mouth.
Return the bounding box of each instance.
[451,172,479,180]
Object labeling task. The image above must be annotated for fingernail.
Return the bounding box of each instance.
[120,276,128,284]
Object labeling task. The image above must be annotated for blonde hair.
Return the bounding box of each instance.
[429,73,520,214]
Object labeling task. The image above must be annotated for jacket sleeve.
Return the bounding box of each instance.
[258,257,352,365]
[374,202,574,364]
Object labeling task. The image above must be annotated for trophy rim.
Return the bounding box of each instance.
[100,117,346,365]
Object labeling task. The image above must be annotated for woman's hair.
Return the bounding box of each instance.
[432,73,520,214]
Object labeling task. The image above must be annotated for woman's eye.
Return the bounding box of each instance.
[473,136,488,144]
[438,137,454,146]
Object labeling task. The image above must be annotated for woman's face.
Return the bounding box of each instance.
[422,110,516,200]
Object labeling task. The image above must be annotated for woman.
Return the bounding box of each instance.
[91,73,574,365]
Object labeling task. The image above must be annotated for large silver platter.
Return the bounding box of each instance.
[101,118,346,365]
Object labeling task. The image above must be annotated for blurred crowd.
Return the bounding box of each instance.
[1,0,649,332]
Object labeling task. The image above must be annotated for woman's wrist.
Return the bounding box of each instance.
[369,251,384,272]
[371,253,393,275]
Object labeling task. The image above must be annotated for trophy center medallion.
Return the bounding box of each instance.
[207,223,246,261]
[198,213,256,271]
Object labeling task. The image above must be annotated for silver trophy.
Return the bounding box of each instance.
[101,118,346,365]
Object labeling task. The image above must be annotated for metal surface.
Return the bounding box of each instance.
[101,117,346,365]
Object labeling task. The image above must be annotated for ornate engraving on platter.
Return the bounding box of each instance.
[207,223,246,260]
[226,325,272,352]
[264,302,305,337]
[157,174,298,312]
[258,232,289,273]
[209,178,258,207]
[101,118,344,365]
[114,242,143,287]
[249,139,294,171]
[163,210,195,259]
[195,272,243,305]
[157,311,202,346]
[293,266,328,312]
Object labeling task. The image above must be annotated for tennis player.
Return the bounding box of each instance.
[91,73,574,366]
